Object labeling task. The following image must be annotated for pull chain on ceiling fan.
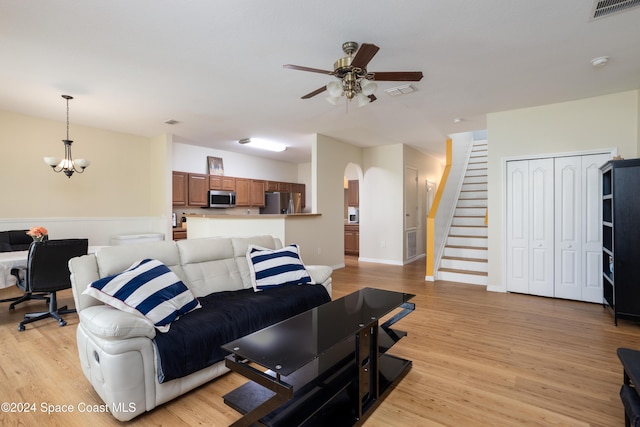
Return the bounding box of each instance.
[284,41,423,107]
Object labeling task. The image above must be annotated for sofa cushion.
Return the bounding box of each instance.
[153,283,331,382]
[83,259,200,332]
[246,244,313,291]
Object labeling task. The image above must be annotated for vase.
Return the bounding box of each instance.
[32,236,45,242]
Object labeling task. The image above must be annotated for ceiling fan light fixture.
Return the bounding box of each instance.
[326,81,343,97]
[360,78,377,96]
[356,92,371,108]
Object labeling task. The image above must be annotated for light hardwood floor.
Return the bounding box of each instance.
[0,256,636,426]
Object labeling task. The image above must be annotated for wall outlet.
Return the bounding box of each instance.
[317,247,321,254]
[381,240,386,248]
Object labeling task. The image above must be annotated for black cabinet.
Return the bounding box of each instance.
[601,159,640,325]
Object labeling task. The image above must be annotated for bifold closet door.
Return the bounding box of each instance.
[506,158,554,297]
[554,154,608,303]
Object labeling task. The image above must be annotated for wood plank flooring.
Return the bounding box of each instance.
[0,256,636,426]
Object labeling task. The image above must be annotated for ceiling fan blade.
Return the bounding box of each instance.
[368,94,377,103]
[370,71,424,81]
[283,64,333,75]
[351,43,379,69]
[301,86,327,99]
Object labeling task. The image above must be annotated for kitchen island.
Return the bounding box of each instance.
[185,213,323,261]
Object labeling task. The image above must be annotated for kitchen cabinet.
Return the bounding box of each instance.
[210,175,235,191]
[187,173,209,207]
[172,171,188,206]
[347,180,359,206]
[292,183,306,208]
[172,229,187,240]
[236,179,266,207]
[345,224,359,255]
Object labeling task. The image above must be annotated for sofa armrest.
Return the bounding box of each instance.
[79,305,156,340]
[307,265,332,286]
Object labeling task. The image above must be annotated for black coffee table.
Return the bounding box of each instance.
[222,287,415,426]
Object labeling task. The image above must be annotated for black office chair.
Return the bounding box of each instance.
[12,238,88,331]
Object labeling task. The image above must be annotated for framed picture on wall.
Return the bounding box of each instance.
[208,156,224,175]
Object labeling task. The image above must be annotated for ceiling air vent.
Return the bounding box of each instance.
[590,0,640,20]
[384,84,418,97]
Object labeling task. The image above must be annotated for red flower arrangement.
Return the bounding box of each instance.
[26,226,48,242]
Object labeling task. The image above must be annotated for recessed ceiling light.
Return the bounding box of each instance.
[591,56,609,68]
[454,118,463,124]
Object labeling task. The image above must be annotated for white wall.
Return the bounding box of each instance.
[486,90,640,292]
[173,142,301,181]
[361,144,404,264]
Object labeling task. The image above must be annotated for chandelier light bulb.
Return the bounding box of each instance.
[326,81,343,97]
[360,78,377,96]
[356,93,370,108]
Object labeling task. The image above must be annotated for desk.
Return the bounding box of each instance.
[0,246,106,289]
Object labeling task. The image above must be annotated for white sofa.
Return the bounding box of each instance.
[68,235,332,421]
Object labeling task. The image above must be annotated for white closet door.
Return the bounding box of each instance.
[581,153,609,303]
[506,160,529,293]
[554,156,582,300]
[506,159,554,296]
[529,159,554,297]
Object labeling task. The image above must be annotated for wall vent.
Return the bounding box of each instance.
[590,0,640,20]
[406,230,417,259]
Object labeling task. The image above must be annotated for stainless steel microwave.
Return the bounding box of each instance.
[209,190,236,208]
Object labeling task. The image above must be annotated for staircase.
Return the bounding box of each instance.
[438,140,488,285]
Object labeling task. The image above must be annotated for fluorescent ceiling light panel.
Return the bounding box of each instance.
[239,138,287,152]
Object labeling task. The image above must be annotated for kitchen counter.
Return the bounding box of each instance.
[185,214,324,262]
[185,213,320,219]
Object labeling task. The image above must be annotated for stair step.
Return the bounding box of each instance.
[459,191,487,199]
[465,169,488,177]
[451,216,486,226]
[450,226,487,237]
[463,175,488,184]
[447,236,487,247]
[443,245,488,258]
[442,256,488,262]
[438,268,488,276]
[437,269,488,286]
[455,207,486,217]
[457,199,487,208]
[467,163,487,170]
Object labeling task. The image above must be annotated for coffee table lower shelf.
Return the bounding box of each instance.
[223,352,411,427]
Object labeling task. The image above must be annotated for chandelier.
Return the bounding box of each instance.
[325,42,378,107]
[44,95,90,178]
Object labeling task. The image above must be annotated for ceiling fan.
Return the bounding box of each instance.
[284,41,423,106]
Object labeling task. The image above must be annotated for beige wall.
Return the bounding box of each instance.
[312,134,363,268]
[486,90,640,292]
[0,110,169,244]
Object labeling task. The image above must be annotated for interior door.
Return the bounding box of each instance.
[528,159,554,297]
[554,156,582,300]
[506,160,530,293]
[581,154,609,303]
[404,167,418,230]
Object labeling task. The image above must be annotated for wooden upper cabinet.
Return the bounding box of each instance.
[188,173,208,207]
[235,178,250,206]
[278,182,292,192]
[210,175,235,191]
[291,183,306,208]
[348,180,359,207]
[266,181,279,192]
[250,180,265,207]
[172,171,188,206]
[236,178,265,207]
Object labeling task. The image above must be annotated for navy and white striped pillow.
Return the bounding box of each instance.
[247,244,314,291]
[83,259,200,332]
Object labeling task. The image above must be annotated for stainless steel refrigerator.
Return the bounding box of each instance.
[260,192,302,214]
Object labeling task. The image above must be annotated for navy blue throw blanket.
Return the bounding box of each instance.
[153,284,331,383]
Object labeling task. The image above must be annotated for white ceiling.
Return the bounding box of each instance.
[2,0,639,163]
